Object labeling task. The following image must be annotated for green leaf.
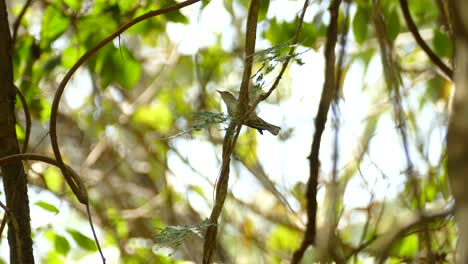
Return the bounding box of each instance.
[189,185,205,197]
[386,8,400,42]
[13,36,35,82]
[264,17,323,48]
[117,0,138,12]
[78,15,118,50]
[165,11,189,24]
[258,0,270,21]
[42,55,62,72]
[353,48,375,76]
[66,229,97,251]
[107,207,129,237]
[132,103,173,132]
[39,99,52,123]
[160,0,189,24]
[62,46,86,69]
[35,201,59,214]
[263,18,296,46]
[355,0,370,6]
[424,75,451,106]
[127,7,165,36]
[172,55,195,86]
[54,234,71,256]
[267,225,300,252]
[96,46,141,90]
[353,6,370,44]
[44,166,63,193]
[15,124,25,141]
[196,45,225,83]
[424,181,438,202]
[390,234,418,257]
[433,30,452,58]
[40,6,70,49]
[43,251,63,264]
[64,0,82,11]
[408,0,438,24]
[301,22,321,48]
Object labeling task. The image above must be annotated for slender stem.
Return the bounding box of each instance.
[202,2,259,262]
[15,87,31,153]
[12,0,33,48]
[399,0,453,79]
[291,0,341,263]
[237,0,260,113]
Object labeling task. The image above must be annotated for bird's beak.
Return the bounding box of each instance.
[216,90,222,93]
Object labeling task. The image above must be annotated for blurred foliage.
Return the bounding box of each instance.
[1,0,456,262]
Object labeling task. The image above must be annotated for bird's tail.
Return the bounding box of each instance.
[245,116,281,136]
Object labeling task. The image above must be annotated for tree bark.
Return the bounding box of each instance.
[0,1,34,263]
[448,1,468,263]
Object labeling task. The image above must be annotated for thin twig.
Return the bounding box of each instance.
[237,0,260,113]
[399,0,453,79]
[12,0,34,47]
[202,123,242,264]
[15,86,31,153]
[291,0,342,263]
[86,204,106,263]
[202,1,260,262]
[326,1,350,261]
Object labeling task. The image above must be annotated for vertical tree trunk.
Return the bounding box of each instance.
[448,1,468,263]
[0,1,34,263]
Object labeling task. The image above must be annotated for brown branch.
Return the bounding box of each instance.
[0,0,34,261]
[399,0,453,79]
[325,2,351,262]
[237,0,260,113]
[202,2,260,263]
[202,123,242,264]
[11,0,33,47]
[291,0,342,263]
[0,153,86,201]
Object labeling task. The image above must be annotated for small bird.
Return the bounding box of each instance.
[217,90,281,136]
